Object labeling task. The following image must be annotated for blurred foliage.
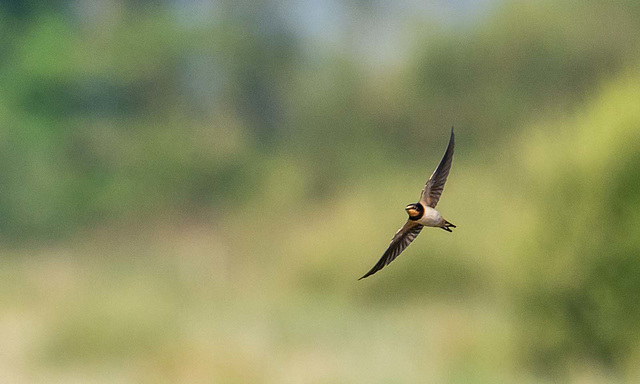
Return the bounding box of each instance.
[2,0,640,382]
[516,72,640,376]
[2,0,639,241]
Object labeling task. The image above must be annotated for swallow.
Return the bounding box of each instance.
[359,127,456,280]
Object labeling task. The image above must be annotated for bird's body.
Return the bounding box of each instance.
[416,205,443,227]
[359,127,456,280]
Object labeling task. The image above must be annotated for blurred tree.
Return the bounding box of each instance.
[1,0,639,248]
[516,72,640,376]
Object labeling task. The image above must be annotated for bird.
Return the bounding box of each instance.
[359,127,456,280]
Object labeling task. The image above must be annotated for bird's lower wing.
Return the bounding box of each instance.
[359,220,424,280]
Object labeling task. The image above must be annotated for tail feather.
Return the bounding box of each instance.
[441,219,456,232]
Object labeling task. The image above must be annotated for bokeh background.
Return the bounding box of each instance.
[2,0,640,382]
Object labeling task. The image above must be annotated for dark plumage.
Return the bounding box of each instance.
[359,127,456,280]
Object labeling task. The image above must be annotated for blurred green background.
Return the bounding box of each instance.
[2,0,640,382]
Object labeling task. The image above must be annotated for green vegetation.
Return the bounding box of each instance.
[2,0,640,382]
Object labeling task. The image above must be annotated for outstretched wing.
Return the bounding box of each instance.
[359,220,424,280]
[420,127,455,208]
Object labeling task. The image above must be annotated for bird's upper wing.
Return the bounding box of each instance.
[359,220,424,280]
[420,127,455,208]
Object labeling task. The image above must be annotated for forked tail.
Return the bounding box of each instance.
[441,220,456,232]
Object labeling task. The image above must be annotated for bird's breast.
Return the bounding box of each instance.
[418,207,442,227]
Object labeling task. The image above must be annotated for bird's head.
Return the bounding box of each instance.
[405,203,422,219]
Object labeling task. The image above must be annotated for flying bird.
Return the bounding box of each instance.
[359,127,456,280]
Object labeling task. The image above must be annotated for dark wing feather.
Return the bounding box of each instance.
[420,127,455,208]
[359,221,424,280]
